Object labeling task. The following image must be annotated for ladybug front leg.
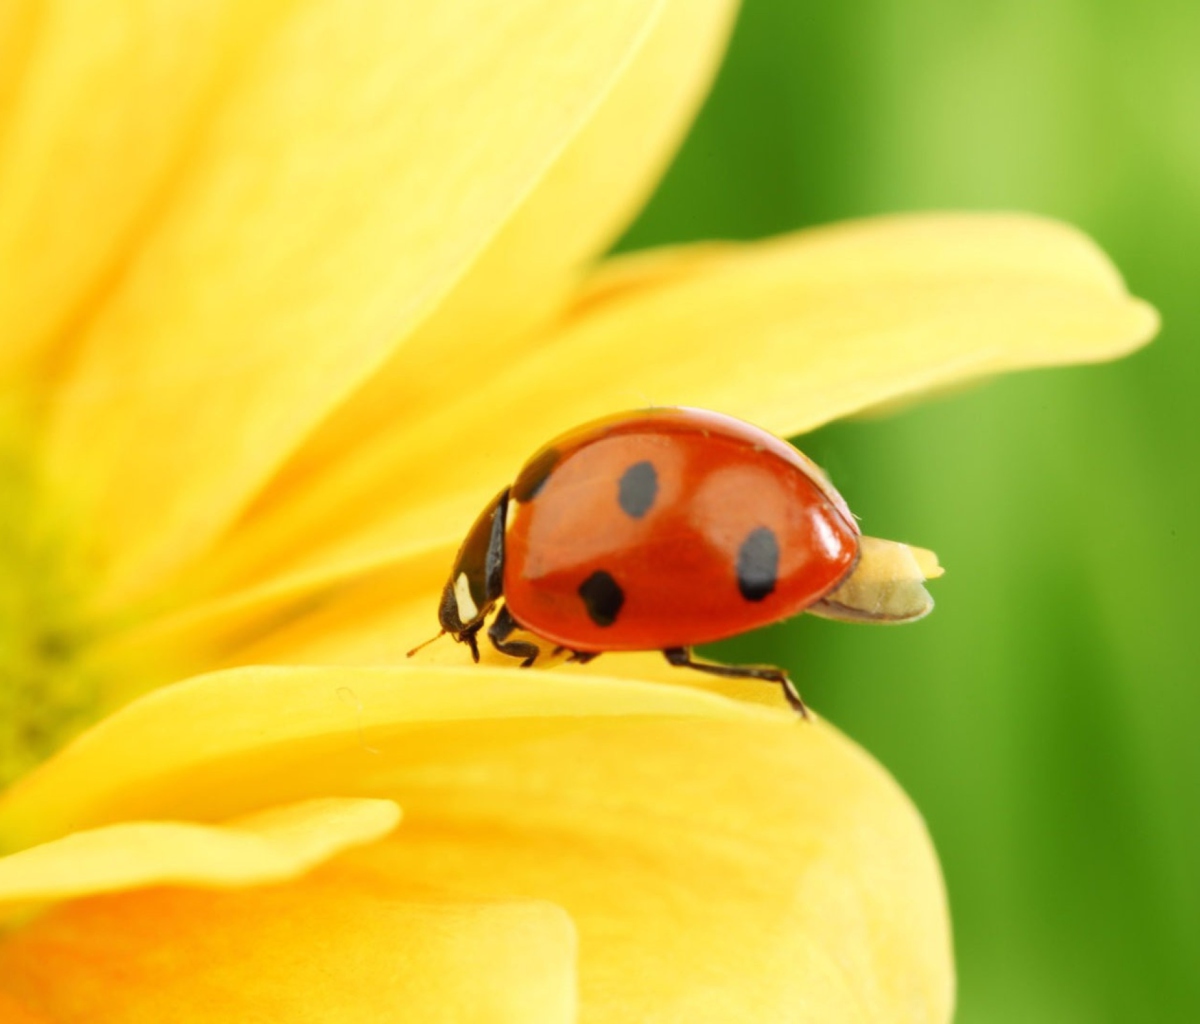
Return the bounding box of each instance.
[487,604,541,668]
[661,647,809,719]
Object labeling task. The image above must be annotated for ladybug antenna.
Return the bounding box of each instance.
[406,630,446,658]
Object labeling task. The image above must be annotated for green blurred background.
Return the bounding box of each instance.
[620,1,1199,1021]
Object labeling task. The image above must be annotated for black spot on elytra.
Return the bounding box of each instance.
[617,460,658,519]
[512,447,560,502]
[737,527,779,602]
[578,570,625,627]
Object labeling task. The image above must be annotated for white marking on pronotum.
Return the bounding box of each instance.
[453,571,478,621]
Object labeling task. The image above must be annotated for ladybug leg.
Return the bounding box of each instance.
[547,646,596,665]
[459,622,482,663]
[661,647,809,720]
[487,604,541,668]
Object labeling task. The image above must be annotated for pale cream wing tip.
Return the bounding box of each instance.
[809,536,943,624]
[908,544,944,579]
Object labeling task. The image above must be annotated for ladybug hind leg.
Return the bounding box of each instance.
[661,647,809,720]
[487,604,541,668]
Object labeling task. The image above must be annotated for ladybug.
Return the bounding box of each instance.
[412,407,938,716]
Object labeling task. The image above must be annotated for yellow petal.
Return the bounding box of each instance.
[0,884,576,1023]
[0,1,256,377]
[86,0,736,647]
[277,0,739,494]
[180,212,1156,625]
[0,671,950,1020]
[327,715,953,1021]
[87,545,793,712]
[43,0,668,610]
[456,210,1160,443]
[0,991,47,1024]
[0,665,769,851]
[0,797,399,909]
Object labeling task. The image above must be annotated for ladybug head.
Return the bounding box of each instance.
[436,487,510,658]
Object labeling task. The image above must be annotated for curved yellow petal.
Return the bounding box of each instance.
[328,714,953,1021]
[43,0,668,610]
[89,546,796,714]
[0,797,399,908]
[442,210,1158,454]
[0,885,576,1023]
[85,540,793,714]
[0,664,770,851]
[566,211,1159,437]
[85,542,462,703]
[181,212,1155,619]
[0,672,950,1020]
[277,0,738,494]
[0,1,254,377]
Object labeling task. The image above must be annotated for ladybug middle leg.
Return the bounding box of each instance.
[662,647,809,719]
[487,604,541,668]
[549,646,600,666]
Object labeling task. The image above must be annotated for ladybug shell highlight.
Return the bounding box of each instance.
[502,407,860,651]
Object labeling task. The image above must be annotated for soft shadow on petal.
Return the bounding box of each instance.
[0,884,577,1023]
[42,0,666,611]
[0,797,399,910]
[0,665,770,851]
[86,544,793,709]
[165,212,1156,638]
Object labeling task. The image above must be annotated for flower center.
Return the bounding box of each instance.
[0,427,102,790]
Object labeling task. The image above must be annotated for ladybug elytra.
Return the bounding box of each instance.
[412,407,940,716]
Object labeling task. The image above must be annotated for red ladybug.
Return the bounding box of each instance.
[413,407,938,716]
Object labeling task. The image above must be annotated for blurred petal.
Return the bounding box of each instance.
[42,0,667,608]
[278,0,739,491]
[0,665,768,851]
[0,992,47,1024]
[0,884,576,1023]
[183,212,1156,621]
[0,797,399,907]
[0,1,252,377]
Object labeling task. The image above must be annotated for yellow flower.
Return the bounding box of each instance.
[0,0,1155,1020]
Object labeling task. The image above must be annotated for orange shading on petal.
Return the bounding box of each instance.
[0,883,576,1023]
